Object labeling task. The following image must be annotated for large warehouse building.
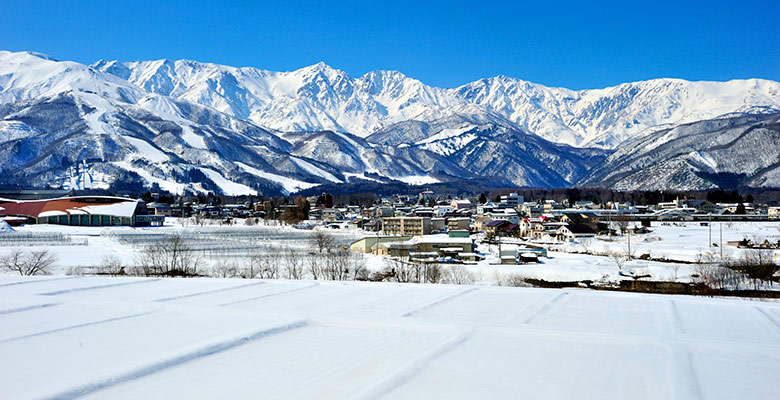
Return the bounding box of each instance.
[0,196,164,226]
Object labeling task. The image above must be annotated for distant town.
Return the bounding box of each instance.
[1,187,779,269]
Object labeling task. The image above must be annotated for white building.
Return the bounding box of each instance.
[434,205,454,216]
[500,192,524,207]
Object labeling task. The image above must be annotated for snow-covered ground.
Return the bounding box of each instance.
[560,221,780,263]
[0,275,778,399]
[0,220,778,285]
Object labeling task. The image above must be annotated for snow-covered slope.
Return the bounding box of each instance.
[1,275,778,399]
[94,56,780,148]
[580,113,780,190]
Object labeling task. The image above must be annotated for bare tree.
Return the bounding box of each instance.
[312,229,335,254]
[324,250,351,281]
[135,234,202,276]
[349,252,368,281]
[193,214,206,227]
[734,248,778,290]
[212,259,240,278]
[98,255,124,275]
[579,238,593,255]
[425,264,444,283]
[306,253,324,280]
[1,249,57,276]
[387,255,414,283]
[242,250,262,279]
[447,265,476,285]
[285,246,304,279]
[260,252,281,279]
[610,250,628,270]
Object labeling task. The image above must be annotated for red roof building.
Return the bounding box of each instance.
[0,196,162,226]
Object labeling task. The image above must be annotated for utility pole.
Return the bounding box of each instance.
[720,222,723,259]
[498,230,502,257]
[708,213,712,247]
[627,228,631,259]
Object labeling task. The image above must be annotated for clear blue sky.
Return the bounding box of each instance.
[2,0,778,89]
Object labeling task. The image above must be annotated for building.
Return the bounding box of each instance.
[0,196,163,226]
[769,207,780,220]
[379,234,475,261]
[556,224,597,241]
[431,218,447,232]
[687,200,717,214]
[451,199,472,210]
[434,205,454,217]
[489,209,520,224]
[381,217,431,236]
[350,236,414,253]
[419,189,435,201]
[447,217,471,231]
[484,219,509,234]
[147,202,172,216]
[499,192,524,207]
[473,215,492,231]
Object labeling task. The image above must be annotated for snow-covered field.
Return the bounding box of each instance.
[1,275,778,399]
[561,221,780,263]
[0,220,778,284]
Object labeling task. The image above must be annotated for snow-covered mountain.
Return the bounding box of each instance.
[0,51,481,195]
[579,113,780,190]
[2,50,779,193]
[93,57,780,148]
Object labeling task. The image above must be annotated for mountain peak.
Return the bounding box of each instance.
[14,50,779,149]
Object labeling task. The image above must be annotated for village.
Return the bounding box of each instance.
[1,187,779,292]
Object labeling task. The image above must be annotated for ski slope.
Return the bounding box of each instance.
[1,276,779,399]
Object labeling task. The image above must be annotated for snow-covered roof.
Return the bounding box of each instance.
[439,247,464,252]
[38,210,68,218]
[412,235,473,245]
[76,201,139,218]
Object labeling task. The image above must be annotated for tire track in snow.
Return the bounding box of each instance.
[666,344,703,400]
[39,278,161,296]
[0,276,81,287]
[664,300,701,400]
[43,319,310,400]
[401,287,479,317]
[0,302,60,315]
[0,311,155,344]
[354,330,474,400]
[153,281,266,302]
[666,300,685,335]
[520,291,570,324]
[218,283,319,306]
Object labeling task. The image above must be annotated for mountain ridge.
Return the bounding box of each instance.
[2,50,779,194]
[87,52,780,149]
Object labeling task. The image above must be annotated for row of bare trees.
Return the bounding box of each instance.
[383,256,478,285]
[110,229,482,285]
[694,248,779,290]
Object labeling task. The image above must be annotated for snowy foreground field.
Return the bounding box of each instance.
[1,275,779,399]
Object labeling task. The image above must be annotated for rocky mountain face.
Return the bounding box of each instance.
[579,113,780,190]
[1,50,779,194]
[93,56,780,148]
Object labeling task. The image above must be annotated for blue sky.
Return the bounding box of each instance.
[2,0,778,89]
